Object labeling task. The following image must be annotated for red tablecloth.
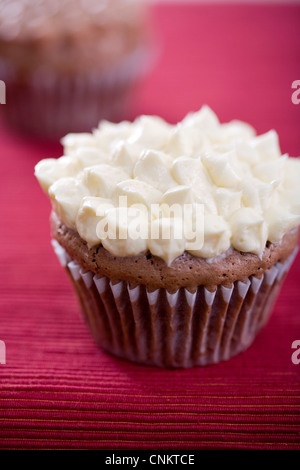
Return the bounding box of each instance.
[0,3,299,450]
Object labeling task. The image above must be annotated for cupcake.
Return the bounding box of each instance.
[0,0,149,138]
[35,106,300,367]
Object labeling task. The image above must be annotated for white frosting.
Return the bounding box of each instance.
[48,177,89,230]
[188,214,231,259]
[148,217,186,266]
[96,206,148,257]
[35,105,300,265]
[76,196,114,246]
[229,208,268,256]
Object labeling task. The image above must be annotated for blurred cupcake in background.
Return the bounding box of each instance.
[0,0,151,138]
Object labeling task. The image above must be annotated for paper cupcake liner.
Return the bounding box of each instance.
[0,44,149,138]
[52,240,298,368]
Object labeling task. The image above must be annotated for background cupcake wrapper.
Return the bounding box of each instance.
[51,239,298,368]
[0,44,150,138]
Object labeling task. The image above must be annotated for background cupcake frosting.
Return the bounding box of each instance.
[0,0,145,70]
[0,0,151,137]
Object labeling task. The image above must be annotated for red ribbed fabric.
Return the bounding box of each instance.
[0,3,299,450]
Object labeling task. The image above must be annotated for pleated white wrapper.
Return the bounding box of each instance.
[52,239,298,368]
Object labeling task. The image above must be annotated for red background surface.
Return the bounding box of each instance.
[0,3,299,449]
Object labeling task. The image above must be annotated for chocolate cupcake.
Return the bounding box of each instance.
[35,106,300,367]
[0,0,149,138]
